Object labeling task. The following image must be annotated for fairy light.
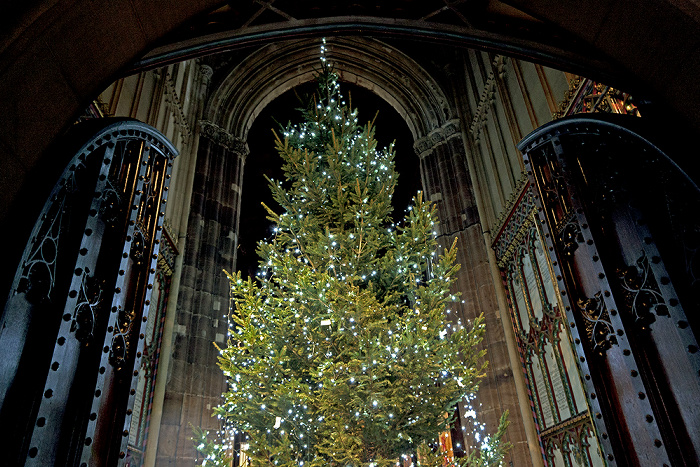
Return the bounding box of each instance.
[195,40,502,467]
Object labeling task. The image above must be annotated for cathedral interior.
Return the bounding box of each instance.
[1,1,699,466]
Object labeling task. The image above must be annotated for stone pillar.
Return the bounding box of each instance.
[143,63,212,467]
[415,119,531,465]
[155,121,247,467]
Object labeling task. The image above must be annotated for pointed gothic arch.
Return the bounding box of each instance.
[206,37,451,143]
[176,36,541,467]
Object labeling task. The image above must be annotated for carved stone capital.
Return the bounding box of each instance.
[414,119,462,159]
[199,120,249,157]
[199,65,214,81]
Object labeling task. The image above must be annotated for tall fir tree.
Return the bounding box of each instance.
[197,47,509,467]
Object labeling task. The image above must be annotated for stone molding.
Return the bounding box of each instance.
[469,55,507,141]
[414,119,462,158]
[198,120,249,156]
[164,72,193,143]
[205,38,452,144]
[199,64,214,81]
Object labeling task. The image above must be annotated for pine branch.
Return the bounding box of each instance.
[199,55,507,467]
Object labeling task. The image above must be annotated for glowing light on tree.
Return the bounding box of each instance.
[195,40,509,467]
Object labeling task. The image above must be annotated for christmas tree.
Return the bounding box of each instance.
[196,46,509,467]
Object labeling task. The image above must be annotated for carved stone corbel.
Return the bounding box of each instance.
[198,120,250,157]
[413,119,461,159]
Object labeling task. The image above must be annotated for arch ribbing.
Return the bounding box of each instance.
[206,37,451,142]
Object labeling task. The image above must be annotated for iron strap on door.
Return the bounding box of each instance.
[4,120,179,467]
[518,114,700,466]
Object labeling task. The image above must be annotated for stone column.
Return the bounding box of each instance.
[415,119,531,465]
[155,120,247,467]
[143,63,212,467]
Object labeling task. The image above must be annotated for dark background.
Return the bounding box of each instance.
[238,81,421,278]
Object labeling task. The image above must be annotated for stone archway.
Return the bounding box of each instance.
[157,36,539,466]
[205,37,450,142]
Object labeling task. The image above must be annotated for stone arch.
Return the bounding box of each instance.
[206,37,451,143]
[196,36,528,464]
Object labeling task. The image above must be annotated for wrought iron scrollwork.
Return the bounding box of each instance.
[71,270,102,343]
[17,187,72,302]
[619,252,666,331]
[109,306,135,372]
[17,206,62,303]
[130,227,147,266]
[16,159,94,304]
[559,216,582,257]
[577,292,616,356]
[100,179,123,229]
